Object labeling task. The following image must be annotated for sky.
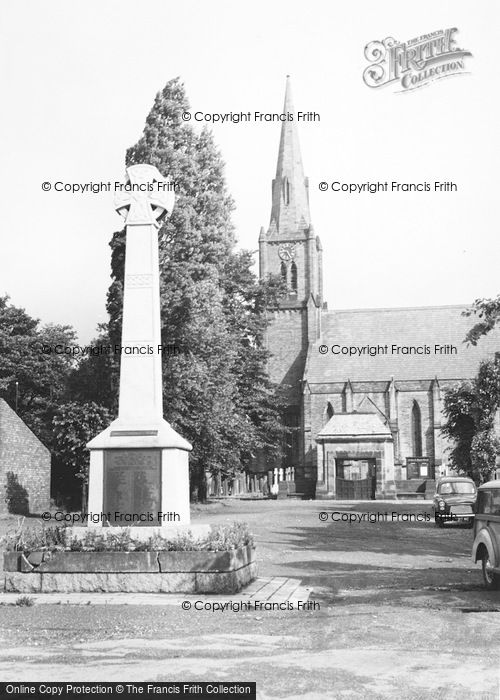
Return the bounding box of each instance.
[1,1,498,342]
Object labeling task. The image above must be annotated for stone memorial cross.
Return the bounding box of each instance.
[86,165,191,528]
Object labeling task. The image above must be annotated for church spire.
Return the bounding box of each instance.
[269,76,311,236]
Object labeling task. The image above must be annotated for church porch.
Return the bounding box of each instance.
[315,413,396,500]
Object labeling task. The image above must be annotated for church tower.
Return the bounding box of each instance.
[259,77,323,485]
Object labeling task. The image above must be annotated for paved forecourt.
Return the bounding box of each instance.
[0,576,310,606]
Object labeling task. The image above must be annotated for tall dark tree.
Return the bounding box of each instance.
[219,250,288,468]
[66,325,116,412]
[106,78,285,499]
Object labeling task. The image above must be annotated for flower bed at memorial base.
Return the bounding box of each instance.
[2,521,257,594]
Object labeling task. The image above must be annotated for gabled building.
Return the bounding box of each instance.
[0,399,50,514]
[259,78,500,499]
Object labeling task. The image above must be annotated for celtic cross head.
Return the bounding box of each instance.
[114,164,175,226]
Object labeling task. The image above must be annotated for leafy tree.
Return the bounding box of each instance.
[470,430,499,483]
[0,296,116,506]
[0,295,77,443]
[441,383,477,476]
[107,78,286,499]
[464,296,500,345]
[442,355,500,483]
[52,402,111,509]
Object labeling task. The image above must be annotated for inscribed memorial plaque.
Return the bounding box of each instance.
[103,449,161,525]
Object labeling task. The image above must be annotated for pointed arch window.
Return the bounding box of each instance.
[326,402,334,421]
[411,401,422,457]
[280,262,287,285]
[290,261,297,292]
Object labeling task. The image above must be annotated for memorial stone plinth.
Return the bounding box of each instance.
[86,165,191,528]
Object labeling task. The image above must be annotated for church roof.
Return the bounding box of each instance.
[317,412,392,438]
[305,304,500,385]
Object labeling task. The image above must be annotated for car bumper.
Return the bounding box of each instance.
[438,512,474,521]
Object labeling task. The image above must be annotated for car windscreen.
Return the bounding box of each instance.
[439,482,476,494]
[477,490,500,516]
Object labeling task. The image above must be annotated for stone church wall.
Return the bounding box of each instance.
[397,388,434,464]
[309,385,446,481]
[267,308,308,406]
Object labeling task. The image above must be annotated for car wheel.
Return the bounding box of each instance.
[481,552,500,590]
[434,514,444,528]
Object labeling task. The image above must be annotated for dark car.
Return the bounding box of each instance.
[432,477,477,528]
[472,480,500,589]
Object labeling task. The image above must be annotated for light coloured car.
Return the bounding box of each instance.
[471,480,500,590]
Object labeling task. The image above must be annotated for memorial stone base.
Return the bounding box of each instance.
[87,419,191,528]
[3,546,257,594]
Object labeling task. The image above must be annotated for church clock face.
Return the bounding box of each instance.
[278,243,296,262]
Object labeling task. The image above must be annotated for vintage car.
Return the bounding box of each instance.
[472,480,500,590]
[432,476,477,527]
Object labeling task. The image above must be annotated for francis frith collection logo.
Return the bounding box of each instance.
[363,28,472,91]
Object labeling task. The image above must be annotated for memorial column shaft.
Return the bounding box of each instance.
[118,223,163,424]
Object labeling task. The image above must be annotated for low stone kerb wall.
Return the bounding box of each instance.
[3,546,256,594]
